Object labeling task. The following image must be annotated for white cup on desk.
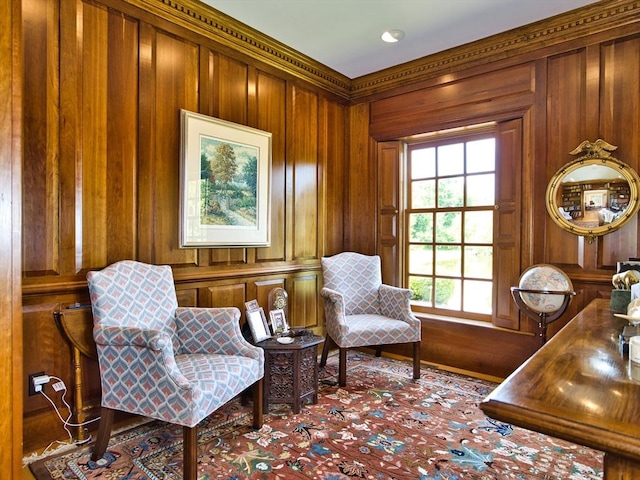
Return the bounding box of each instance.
[628,337,640,381]
[630,336,640,364]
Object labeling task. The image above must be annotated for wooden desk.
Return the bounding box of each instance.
[480,298,640,478]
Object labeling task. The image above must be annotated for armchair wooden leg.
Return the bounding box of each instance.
[252,378,264,428]
[374,347,383,357]
[338,348,347,387]
[412,341,421,380]
[319,335,334,367]
[183,426,197,480]
[91,407,114,461]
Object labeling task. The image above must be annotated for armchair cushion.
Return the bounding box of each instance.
[175,307,264,367]
[328,313,419,349]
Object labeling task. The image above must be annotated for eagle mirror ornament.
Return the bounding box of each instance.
[545,140,640,243]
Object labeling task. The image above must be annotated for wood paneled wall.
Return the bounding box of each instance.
[21,0,346,453]
[1,0,23,475]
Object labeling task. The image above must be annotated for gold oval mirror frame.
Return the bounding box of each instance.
[545,140,640,243]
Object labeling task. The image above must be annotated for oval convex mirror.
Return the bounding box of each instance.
[545,139,640,243]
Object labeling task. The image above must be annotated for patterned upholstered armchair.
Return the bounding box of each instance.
[319,252,422,386]
[86,260,264,480]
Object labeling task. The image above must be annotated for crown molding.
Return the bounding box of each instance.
[125,0,352,99]
[350,0,640,99]
[125,0,639,102]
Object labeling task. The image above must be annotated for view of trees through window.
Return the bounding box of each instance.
[406,132,496,319]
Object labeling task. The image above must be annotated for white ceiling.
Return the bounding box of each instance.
[201,0,599,79]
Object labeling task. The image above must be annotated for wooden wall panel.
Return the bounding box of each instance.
[106,10,139,263]
[290,273,320,329]
[200,283,246,310]
[20,0,345,452]
[58,0,82,275]
[256,72,287,263]
[79,3,109,268]
[139,29,199,266]
[346,103,375,254]
[1,0,22,472]
[544,50,587,268]
[599,37,640,264]
[176,287,198,307]
[22,0,59,277]
[369,63,535,140]
[319,98,346,257]
[289,86,319,260]
[218,56,248,125]
[210,56,249,266]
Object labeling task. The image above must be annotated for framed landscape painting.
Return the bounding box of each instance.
[179,110,272,247]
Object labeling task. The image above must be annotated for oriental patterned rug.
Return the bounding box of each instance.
[29,352,603,479]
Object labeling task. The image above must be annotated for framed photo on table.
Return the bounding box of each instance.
[246,308,271,343]
[245,299,260,312]
[269,309,289,335]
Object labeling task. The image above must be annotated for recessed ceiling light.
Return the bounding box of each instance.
[381,29,405,43]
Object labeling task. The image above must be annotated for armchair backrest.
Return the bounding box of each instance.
[321,252,382,315]
[87,260,180,349]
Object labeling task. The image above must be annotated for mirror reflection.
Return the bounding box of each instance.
[545,140,640,242]
[556,164,629,228]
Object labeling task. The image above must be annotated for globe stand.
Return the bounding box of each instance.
[511,287,575,346]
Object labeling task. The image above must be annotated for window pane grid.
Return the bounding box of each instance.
[407,132,495,319]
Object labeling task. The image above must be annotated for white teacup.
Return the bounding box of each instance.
[630,336,640,364]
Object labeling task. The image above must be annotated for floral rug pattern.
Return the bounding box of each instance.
[30,352,603,479]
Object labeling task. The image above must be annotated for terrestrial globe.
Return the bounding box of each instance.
[511,264,575,345]
[518,264,574,314]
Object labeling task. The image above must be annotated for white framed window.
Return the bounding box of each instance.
[406,130,496,321]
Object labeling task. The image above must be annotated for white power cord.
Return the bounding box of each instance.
[37,375,100,456]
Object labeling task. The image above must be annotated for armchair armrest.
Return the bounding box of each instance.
[175,307,263,363]
[93,325,172,350]
[94,324,192,389]
[379,284,421,328]
[321,287,347,318]
[321,286,345,307]
[321,287,350,338]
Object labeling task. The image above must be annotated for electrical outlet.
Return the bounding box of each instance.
[28,371,45,396]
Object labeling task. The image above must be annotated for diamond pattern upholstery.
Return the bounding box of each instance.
[87,260,264,480]
[320,252,422,386]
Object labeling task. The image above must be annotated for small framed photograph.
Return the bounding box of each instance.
[246,308,271,343]
[245,299,260,312]
[269,309,289,335]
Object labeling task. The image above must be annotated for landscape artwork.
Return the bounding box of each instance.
[200,136,258,228]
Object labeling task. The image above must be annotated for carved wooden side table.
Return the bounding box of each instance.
[256,332,324,413]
